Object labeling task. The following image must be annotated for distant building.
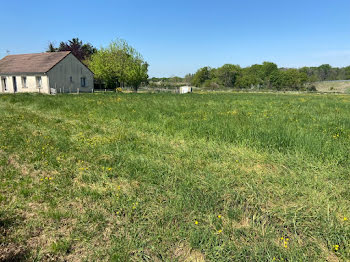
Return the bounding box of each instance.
[179,86,192,94]
[0,51,94,94]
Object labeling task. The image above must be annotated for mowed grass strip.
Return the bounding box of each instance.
[0,92,349,261]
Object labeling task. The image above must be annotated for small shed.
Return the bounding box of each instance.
[179,86,192,94]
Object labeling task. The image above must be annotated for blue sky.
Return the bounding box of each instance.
[0,0,349,77]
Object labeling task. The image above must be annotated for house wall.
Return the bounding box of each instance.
[47,53,94,93]
[0,75,49,94]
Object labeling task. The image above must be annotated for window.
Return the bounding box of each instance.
[70,76,73,83]
[36,76,42,88]
[80,77,86,87]
[22,76,27,88]
[1,77,7,91]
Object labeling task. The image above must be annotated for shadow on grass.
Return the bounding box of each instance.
[0,213,29,262]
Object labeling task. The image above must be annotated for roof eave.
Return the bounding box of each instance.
[0,72,47,75]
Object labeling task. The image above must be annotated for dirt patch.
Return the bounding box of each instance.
[172,242,206,262]
[7,155,21,170]
[0,243,28,262]
[7,154,32,176]
[234,217,250,229]
[130,249,162,262]
[319,243,339,262]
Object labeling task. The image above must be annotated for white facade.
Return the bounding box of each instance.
[1,75,49,93]
[47,53,94,93]
[0,53,94,94]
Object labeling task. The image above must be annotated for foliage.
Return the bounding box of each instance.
[215,64,241,87]
[47,38,97,62]
[189,60,350,90]
[202,78,220,90]
[88,39,148,91]
[191,67,212,87]
[344,66,350,80]
[125,59,149,92]
[270,69,308,90]
[299,64,350,82]
[1,93,350,261]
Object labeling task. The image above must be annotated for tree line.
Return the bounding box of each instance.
[188,62,350,90]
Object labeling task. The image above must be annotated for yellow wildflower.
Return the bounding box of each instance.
[333,244,339,251]
[195,220,198,225]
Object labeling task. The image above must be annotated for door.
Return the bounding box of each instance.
[12,76,17,93]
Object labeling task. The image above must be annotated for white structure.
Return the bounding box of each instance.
[179,86,192,94]
[0,51,94,94]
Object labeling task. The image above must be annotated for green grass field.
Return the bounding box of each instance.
[1,92,350,261]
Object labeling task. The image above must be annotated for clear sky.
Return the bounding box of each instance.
[0,0,349,77]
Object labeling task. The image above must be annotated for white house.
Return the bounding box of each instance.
[0,51,94,94]
[179,86,193,94]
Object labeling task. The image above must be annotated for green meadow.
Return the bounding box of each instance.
[1,92,350,261]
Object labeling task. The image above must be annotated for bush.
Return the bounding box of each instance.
[306,85,317,92]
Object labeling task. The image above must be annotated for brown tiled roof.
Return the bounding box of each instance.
[0,51,71,74]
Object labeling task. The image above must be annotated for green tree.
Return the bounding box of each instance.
[344,66,350,80]
[89,39,148,92]
[184,73,194,84]
[236,73,260,89]
[317,64,332,81]
[47,38,96,63]
[260,62,278,79]
[126,59,149,92]
[270,69,308,90]
[47,42,57,52]
[216,64,241,87]
[191,67,211,87]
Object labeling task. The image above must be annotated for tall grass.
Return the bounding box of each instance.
[0,92,349,261]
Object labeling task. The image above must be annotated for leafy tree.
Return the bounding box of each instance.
[260,62,278,79]
[216,64,241,87]
[236,73,260,89]
[47,38,97,62]
[89,39,148,92]
[270,69,308,90]
[344,66,350,80]
[191,67,211,87]
[317,64,332,81]
[184,73,194,84]
[47,42,57,52]
[203,79,220,90]
[126,59,149,92]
